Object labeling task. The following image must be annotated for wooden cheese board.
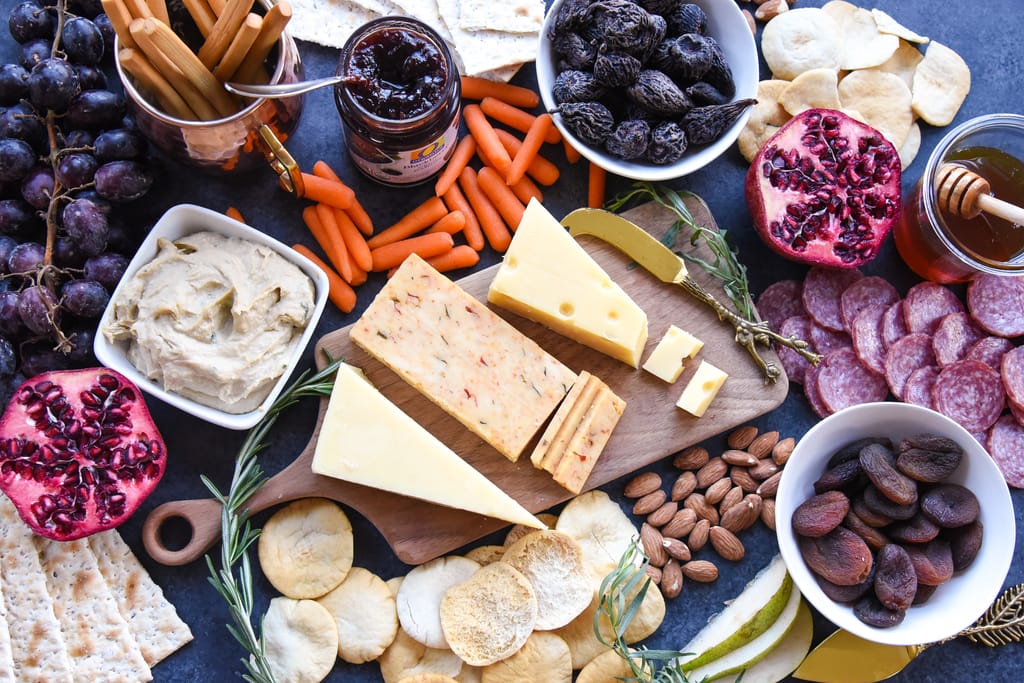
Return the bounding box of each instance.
[142,200,788,566]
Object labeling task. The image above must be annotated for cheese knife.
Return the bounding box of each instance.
[560,207,818,382]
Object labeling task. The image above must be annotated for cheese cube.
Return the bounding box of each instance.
[642,325,704,383]
[676,360,728,417]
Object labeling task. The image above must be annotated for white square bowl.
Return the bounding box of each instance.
[94,204,330,430]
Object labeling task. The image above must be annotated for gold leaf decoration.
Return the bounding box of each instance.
[962,584,1024,647]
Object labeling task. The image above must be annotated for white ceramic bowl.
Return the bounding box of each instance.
[94,204,330,431]
[775,402,1015,645]
[537,0,758,181]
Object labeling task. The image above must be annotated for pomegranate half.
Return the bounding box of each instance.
[745,109,901,269]
[0,368,166,540]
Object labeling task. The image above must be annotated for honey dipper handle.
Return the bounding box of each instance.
[975,192,1024,226]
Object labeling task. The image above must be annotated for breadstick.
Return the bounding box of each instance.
[123,0,152,18]
[118,47,197,120]
[144,0,169,23]
[213,13,261,81]
[99,0,137,49]
[181,0,216,37]
[231,0,290,84]
[197,0,254,70]
[207,0,226,13]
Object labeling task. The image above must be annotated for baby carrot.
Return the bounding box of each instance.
[508,173,543,205]
[426,209,466,235]
[424,244,479,273]
[348,262,368,286]
[292,243,356,313]
[300,172,354,209]
[460,76,539,109]
[588,161,607,209]
[480,97,559,144]
[477,166,526,230]
[494,128,560,186]
[507,113,554,186]
[314,203,354,283]
[459,167,511,253]
[563,137,582,164]
[302,205,345,278]
[366,196,449,249]
[434,135,476,197]
[332,206,372,272]
[312,160,374,235]
[443,184,485,251]
[370,231,454,271]
[225,206,245,223]
[464,103,512,176]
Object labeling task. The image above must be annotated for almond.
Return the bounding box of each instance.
[624,471,662,498]
[742,7,755,34]
[755,0,789,22]
[683,493,719,525]
[730,466,760,493]
[688,518,710,552]
[696,457,728,488]
[720,498,759,533]
[718,485,745,515]
[756,471,783,498]
[645,564,663,584]
[673,446,709,471]
[681,559,718,582]
[662,537,691,562]
[761,498,777,530]
[641,523,668,567]
[772,437,796,466]
[661,559,684,598]
[633,489,667,516]
[726,425,758,450]
[670,471,698,502]
[709,526,745,561]
[747,430,780,458]
[661,508,697,538]
[749,458,780,481]
[744,493,763,519]
[647,501,678,527]
[704,476,733,505]
[722,449,759,467]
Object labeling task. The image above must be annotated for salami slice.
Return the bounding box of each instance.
[811,323,852,355]
[1001,345,1024,407]
[967,273,1024,338]
[839,276,900,332]
[851,304,889,375]
[987,415,1024,489]
[903,365,939,409]
[802,267,864,332]
[932,312,985,367]
[903,282,964,335]
[932,359,1005,433]
[777,315,814,385]
[881,300,909,348]
[965,336,1015,371]
[884,333,936,399]
[803,363,831,418]
[816,348,889,414]
[1009,400,1024,428]
[757,279,805,331]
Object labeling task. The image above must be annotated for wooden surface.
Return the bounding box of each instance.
[143,199,789,566]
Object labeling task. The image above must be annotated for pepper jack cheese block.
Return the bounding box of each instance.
[676,360,728,417]
[487,199,649,367]
[643,325,704,383]
[350,254,576,462]
[311,364,545,529]
[531,371,626,494]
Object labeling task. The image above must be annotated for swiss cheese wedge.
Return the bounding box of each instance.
[488,199,649,367]
[311,364,545,529]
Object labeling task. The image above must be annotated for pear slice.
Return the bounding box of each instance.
[715,599,814,683]
[678,555,792,671]
[684,586,804,681]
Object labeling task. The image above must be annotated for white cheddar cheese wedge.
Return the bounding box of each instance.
[487,199,649,367]
[642,325,704,383]
[312,364,545,529]
[676,360,728,417]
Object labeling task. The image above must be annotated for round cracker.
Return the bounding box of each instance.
[899,122,922,170]
[480,632,571,683]
[387,576,404,597]
[500,530,592,630]
[877,40,925,90]
[831,4,900,70]
[455,665,482,683]
[464,545,506,566]
[779,68,842,116]
[317,566,398,663]
[378,629,464,683]
[398,676,459,683]
[502,513,558,547]
[440,561,537,667]
[262,597,338,683]
[871,8,929,44]
[397,556,481,649]
[738,79,792,163]
[761,8,842,80]
[257,498,354,600]
[576,648,650,683]
[911,40,971,126]
[838,69,914,147]
[554,491,638,586]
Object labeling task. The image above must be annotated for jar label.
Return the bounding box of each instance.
[347,118,460,185]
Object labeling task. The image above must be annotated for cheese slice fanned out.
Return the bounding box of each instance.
[311,364,545,529]
[488,199,649,367]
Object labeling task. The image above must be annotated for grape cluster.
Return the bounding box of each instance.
[1,0,157,401]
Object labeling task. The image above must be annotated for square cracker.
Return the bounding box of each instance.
[436,0,538,77]
[286,0,382,49]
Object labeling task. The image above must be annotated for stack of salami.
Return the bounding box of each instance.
[758,268,1024,489]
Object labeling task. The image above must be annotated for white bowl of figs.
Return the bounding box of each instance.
[775,402,1015,645]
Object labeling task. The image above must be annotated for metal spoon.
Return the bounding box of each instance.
[224,74,347,98]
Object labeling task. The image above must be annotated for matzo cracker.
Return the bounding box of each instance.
[458,0,544,34]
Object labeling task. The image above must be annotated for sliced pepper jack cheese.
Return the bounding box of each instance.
[487,199,649,367]
[311,364,545,529]
[676,360,728,417]
[350,253,576,462]
[642,325,704,383]
[530,371,625,494]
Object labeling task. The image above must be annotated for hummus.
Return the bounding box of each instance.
[103,231,316,413]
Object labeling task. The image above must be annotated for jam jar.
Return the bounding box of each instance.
[335,17,461,186]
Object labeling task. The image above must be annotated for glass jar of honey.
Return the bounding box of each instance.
[895,113,1024,283]
[334,17,461,186]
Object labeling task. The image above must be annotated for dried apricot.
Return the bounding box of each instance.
[815,565,875,604]
[859,443,917,505]
[887,514,940,544]
[813,459,866,494]
[852,497,893,527]
[920,483,979,528]
[912,583,937,605]
[798,527,873,586]
[948,520,984,571]
[792,490,850,537]
[905,539,954,586]
[828,437,893,467]
[862,485,918,521]
[874,544,918,611]
[854,594,905,628]
[843,509,890,551]
[895,437,962,482]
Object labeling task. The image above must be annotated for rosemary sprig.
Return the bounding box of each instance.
[201,357,343,683]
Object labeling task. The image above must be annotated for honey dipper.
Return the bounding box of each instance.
[936,163,1024,225]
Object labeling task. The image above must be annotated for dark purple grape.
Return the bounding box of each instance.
[0,198,36,235]
[69,187,110,212]
[64,88,124,130]
[28,57,80,111]
[0,63,29,105]
[7,240,44,273]
[103,217,137,253]
[94,128,147,161]
[0,372,26,404]
[52,235,86,267]
[94,160,152,202]
[83,251,127,290]
[68,0,104,18]
[93,13,115,55]
[61,278,109,317]
[20,164,53,209]
[0,235,17,273]
[20,343,71,375]
[0,335,15,377]
[61,17,104,65]
[62,197,108,256]
[61,128,95,149]
[0,102,47,149]
[0,137,36,182]
[17,283,60,335]
[65,324,95,364]
[72,63,106,91]
[56,151,98,188]
[8,1,53,44]
[19,37,51,69]
[0,291,25,337]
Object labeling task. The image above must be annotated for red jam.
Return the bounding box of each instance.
[344,27,447,119]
